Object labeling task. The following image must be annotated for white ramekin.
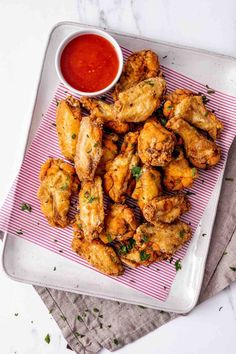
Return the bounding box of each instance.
[55,29,123,97]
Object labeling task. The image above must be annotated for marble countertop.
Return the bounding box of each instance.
[0,1,236,353]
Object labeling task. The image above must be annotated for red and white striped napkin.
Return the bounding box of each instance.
[0,48,236,301]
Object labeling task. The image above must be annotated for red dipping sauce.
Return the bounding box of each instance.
[60,34,119,93]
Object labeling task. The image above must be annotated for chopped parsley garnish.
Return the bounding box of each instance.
[225,177,234,181]
[55,98,60,106]
[86,149,92,153]
[205,111,209,117]
[60,315,67,321]
[179,230,185,238]
[106,233,113,243]
[223,251,228,256]
[192,168,197,177]
[16,229,23,235]
[59,250,63,253]
[99,323,103,329]
[53,267,56,271]
[77,315,83,322]
[118,239,136,255]
[84,191,97,203]
[86,134,89,138]
[131,166,142,180]
[44,334,51,344]
[201,95,209,104]
[146,80,154,86]
[52,122,56,126]
[141,234,149,243]
[94,142,100,148]
[107,325,112,328]
[93,308,99,313]
[175,259,182,271]
[167,105,173,109]
[60,183,68,191]
[219,306,223,311]
[14,313,19,316]
[99,314,103,318]
[230,267,236,272]
[202,233,206,237]
[162,55,168,59]
[113,339,119,345]
[140,250,151,261]
[71,133,76,139]
[160,117,167,126]
[206,85,216,94]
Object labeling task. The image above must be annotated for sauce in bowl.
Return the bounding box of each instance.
[60,34,119,93]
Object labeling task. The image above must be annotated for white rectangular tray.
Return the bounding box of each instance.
[2,22,236,313]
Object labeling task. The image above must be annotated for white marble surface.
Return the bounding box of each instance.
[0,0,236,353]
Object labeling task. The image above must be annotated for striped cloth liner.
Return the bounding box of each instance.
[0,47,236,302]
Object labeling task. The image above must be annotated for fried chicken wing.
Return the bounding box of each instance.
[113,50,160,99]
[163,148,198,191]
[80,96,129,134]
[104,132,140,202]
[163,89,223,140]
[166,117,221,168]
[74,116,103,181]
[72,236,123,276]
[37,158,79,227]
[115,77,166,123]
[100,204,139,244]
[120,244,157,268]
[79,176,104,239]
[96,133,119,176]
[142,194,190,224]
[138,118,176,166]
[132,166,162,209]
[56,96,81,161]
[134,221,192,261]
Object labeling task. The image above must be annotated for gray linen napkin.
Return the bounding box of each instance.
[35,138,236,354]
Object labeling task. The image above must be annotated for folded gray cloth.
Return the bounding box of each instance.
[35,137,236,354]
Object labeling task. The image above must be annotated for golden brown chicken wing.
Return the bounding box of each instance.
[99,204,139,244]
[96,133,119,176]
[79,176,104,239]
[138,118,176,166]
[163,89,223,140]
[37,158,79,227]
[104,132,140,202]
[113,50,160,99]
[132,165,162,209]
[115,77,166,123]
[74,116,103,181]
[163,148,198,191]
[134,221,192,261]
[80,96,129,134]
[56,96,81,161]
[166,117,221,169]
[142,194,190,224]
[72,236,123,276]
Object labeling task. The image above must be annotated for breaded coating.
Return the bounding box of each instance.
[96,133,119,176]
[79,176,104,239]
[134,221,192,261]
[163,148,198,191]
[100,204,139,244]
[113,50,160,99]
[74,116,103,181]
[56,96,81,160]
[104,132,140,202]
[142,194,190,224]
[37,158,79,227]
[166,117,221,168]
[72,237,123,276]
[138,118,176,166]
[80,96,129,134]
[132,165,162,209]
[115,77,166,123]
[163,89,223,140]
